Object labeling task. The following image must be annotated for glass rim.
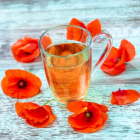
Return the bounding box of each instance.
[38,25,92,58]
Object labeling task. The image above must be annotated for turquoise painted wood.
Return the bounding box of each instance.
[0,0,140,139]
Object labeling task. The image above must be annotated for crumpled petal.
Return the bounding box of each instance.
[15,102,56,128]
[119,39,136,62]
[101,63,126,75]
[11,36,39,63]
[40,36,52,50]
[111,89,140,105]
[69,18,86,28]
[86,19,101,37]
[101,39,135,75]
[67,101,108,113]
[67,18,86,41]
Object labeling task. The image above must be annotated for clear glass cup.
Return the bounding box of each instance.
[39,25,112,107]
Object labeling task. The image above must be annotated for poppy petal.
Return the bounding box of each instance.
[25,115,54,128]
[79,30,89,42]
[42,105,57,125]
[119,39,136,62]
[92,103,108,112]
[40,36,52,50]
[15,102,26,119]
[11,36,39,63]
[16,43,37,55]
[68,107,89,128]
[67,101,108,113]
[15,102,56,128]
[103,47,120,66]
[69,18,86,28]
[101,63,126,75]
[86,19,101,37]
[1,77,18,97]
[11,39,26,51]
[24,36,39,45]
[25,105,56,128]
[67,18,86,41]
[115,50,126,67]
[13,49,39,63]
[67,101,88,113]
[22,108,48,123]
[111,89,140,105]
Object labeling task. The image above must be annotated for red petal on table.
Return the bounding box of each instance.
[67,101,88,113]
[67,101,108,113]
[26,105,56,128]
[111,89,140,105]
[42,105,57,125]
[101,63,126,75]
[67,26,74,40]
[92,103,108,112]
[67,18,86,41]
[15,102,56,128]
[68,107,89,128]
[40,36,52,50]
[23,107,49,123]
[119,39,136,62]
[11,36,40,63]
[103,47,120,67]
[16,43,37,55]
[86,19,101,37]
[24,36,39,45]
[101,47,127,75]
[15,102,26,119]
[69,18,86,28]
[79,30,89,42]
[73,27,83,41]
[15,102,40,119]
[115,50,126,67]
[11,39,25,51]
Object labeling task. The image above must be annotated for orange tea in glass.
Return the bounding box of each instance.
[39,25,112,106]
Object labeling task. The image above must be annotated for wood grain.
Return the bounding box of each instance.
[0,0,140,139]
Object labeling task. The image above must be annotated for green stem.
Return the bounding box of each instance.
[42,99,54,106]
[28,65,33,72]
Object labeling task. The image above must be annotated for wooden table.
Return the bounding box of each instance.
[0,0,140,139]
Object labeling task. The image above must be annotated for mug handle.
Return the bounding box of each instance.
[91,32,112,76]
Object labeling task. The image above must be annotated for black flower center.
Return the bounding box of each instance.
[17,79,27,88]
[116,57,121,64]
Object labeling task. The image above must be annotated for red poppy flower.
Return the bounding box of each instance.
[40,35,52,50]
[67,101,108,133]
[101,39,136,75]
[15,102,56,128]
[111,89,140,105]
[67,18,101,41]
[1,69,42,99]
[11,36,40,63]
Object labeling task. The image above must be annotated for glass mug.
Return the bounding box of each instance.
[39,25,112,107]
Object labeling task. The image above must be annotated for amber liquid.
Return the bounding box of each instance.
[43,43,92,104]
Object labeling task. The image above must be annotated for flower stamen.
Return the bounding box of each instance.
[85,112,91,118]
[17,79,27,88]
[116,57,121,63]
